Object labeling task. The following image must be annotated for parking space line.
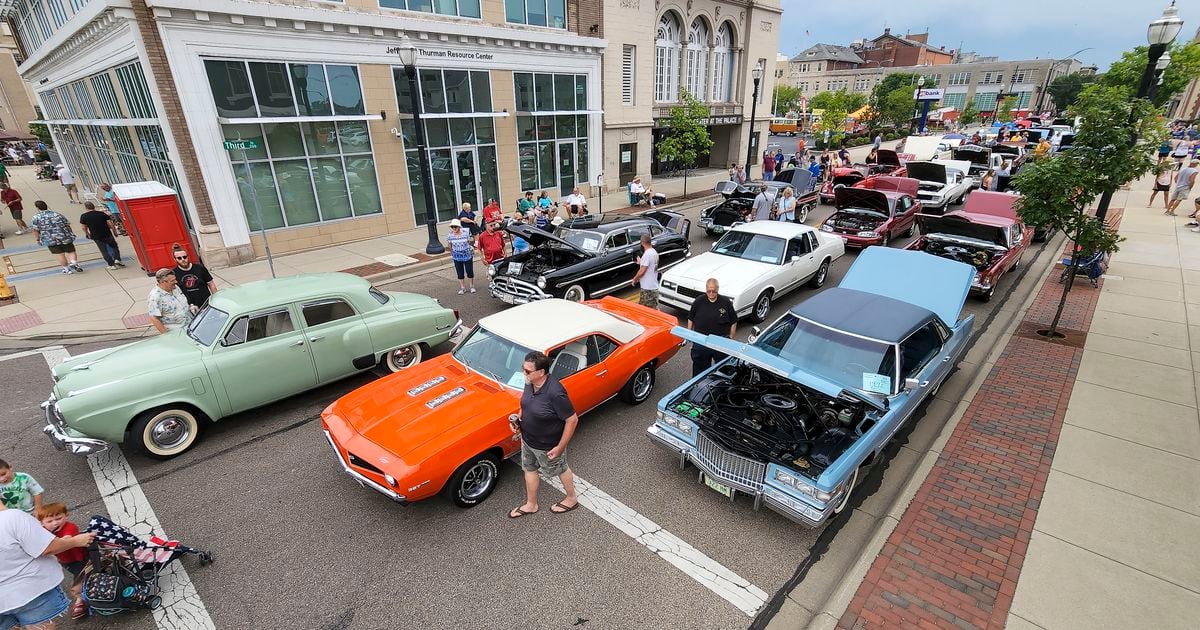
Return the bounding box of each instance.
[543,473,768,616]
[41,348,216,630]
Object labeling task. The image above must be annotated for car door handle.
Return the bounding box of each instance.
[942,356,951,362]
[595,370,608,377]
[291,340,305,347]
[309,336,324,343]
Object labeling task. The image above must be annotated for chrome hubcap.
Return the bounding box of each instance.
[756,297,769,319]
[565,287,584,302]
[150,416,189,450]
[461,461,495,499]
[633,369,653,399]
[818,265,827,284]
[391,346,417,368]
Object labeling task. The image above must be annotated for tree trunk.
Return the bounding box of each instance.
[1047,246,1080,338]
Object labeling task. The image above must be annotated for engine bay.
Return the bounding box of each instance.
[919,237,1003,270]
[671,361,872,476]
[705,199,753,226]
[502,247,588,277]
[827,211,884,232]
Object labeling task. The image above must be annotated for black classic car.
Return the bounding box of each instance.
[700,168,819,236]
[489,214,690,303]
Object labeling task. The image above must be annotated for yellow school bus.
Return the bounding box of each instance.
[769,118,801,136]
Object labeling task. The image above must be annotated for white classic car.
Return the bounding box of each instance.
[658,221,845,323]
[905,160,973,215]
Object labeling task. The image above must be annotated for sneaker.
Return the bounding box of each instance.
[469,287,477,293]
[13,230,22,235]
[107,265,117,270]
[71,263,84,272]
[114,259,126,267]
[61,267,73,274]
[1187,222,1199,227]
[457,288,465,295]
[1192,227,1200,233]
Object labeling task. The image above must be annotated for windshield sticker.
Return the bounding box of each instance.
[581,237,600,251]
[425,386,466,409]
[862,373,892,395]
[506,371,525,389]
[408,376,447,397]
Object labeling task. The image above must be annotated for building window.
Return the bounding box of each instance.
[922,74,939,85]
[973,92,998,111]
[47,0,68,27]
[942,93,966,110]
[382,0,480,19]
[655,12,681,102]
[505,0,566,28]
[90,74,123,118]
[205,60,365,119]
[1012,70,1030,84]
[710,22,734,102]
[621,45,635,105]
[982,72,1004,85]
[1015,91,1032,109]
[115,62,158,119]
[513,72,591,197]
[108,127,144,180]
[70,81,95,119]
[685,18,709,100]
[39,90,62,119]
[948,71,971,86]
[798,82,808,92]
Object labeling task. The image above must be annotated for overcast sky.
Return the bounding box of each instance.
[777,0,1196,71]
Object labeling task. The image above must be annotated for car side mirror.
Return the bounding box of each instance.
[748,326,761,343]
[710,242,718,251]
[904,377,924,391]
[791,255,801,263]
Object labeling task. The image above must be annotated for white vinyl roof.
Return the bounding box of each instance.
[478,299,644,349]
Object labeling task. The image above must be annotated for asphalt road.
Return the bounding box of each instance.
[0,195,1038,630]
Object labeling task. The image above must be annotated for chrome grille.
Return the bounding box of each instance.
[677,285,703,300]
[490,277,545,300]
[694,431,766,492]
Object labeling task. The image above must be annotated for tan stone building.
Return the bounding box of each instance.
[6,0,607,267]
[0,24,37,138]
[599,0,781,188]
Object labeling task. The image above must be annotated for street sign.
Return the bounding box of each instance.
[223,139,259,151]
[913,88,945,101]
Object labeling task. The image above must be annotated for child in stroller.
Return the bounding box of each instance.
[35,161,57,181]
[81,516,212,617]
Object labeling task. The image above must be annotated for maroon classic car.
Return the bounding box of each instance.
[817,150,906,204]
[820,177,921,249]
[905,190,1031,302]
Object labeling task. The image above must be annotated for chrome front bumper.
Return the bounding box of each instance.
[323,430,408,505]
[41,396,110,456]
[489,276,550,305]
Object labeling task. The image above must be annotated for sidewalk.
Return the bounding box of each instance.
[821,172,1200,629]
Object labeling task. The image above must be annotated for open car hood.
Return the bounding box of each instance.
[839,247,975,327]
[952,145,991,165]
[961,190,1020,222]
[505,223,590,256]
[875,149,902,166]
[856,176,919,196]
[672,326,886,411]
[920,214,1008,248]
[904,161,947,184]
[834,187,891,214]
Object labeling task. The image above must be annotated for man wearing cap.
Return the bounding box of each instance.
[1168,159,1199,216]
[55,164,79,205]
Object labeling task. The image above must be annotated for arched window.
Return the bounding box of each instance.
[655,13,681,102]
[711,23,734,102]
[685,18,709,101]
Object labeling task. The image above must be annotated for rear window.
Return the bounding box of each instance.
[368,287,389,305]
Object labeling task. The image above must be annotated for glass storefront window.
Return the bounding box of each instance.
[249,62,297,117]
[426,119,450,148]
[381,0,479,18]
[506,0,565,28]
[346,157,383,216]
[419,69,446,114]
[479,146,499,203]
[273,160,320,225]
[536,116,555,141]
[223,124,267,159]
[303,121,339,156]
[514,73,534,111]
[327,65,366,115]
[206,60,256,118]
[206,60,365,120]
[236,162,286,230]
[444,70,471,114]
[291,64,332,117]
[514,72,591,196]
[556,114,574,139]
[519,145,538,191]
[264,123,304,158]
[475,118,495,144]
[516,116,535,142]
[337,121,371,154]
[534,74,553,111]
[450,118,475,146]
[538,142,555,189]
[554,75,574,111]
[471,72,492,112]
[311,157,351,220]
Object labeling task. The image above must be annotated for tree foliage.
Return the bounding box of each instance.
[1046,72,1095,112]
[28,107,51,148]
[960,100,979,125]
[656,90,713,194]
[773,84,803,114]
[1099,41,1200,106]
[866,73,918,129]
[809,90,866,113]
[995,95,1016,122]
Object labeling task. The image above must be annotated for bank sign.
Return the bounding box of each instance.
[386,46,496,62]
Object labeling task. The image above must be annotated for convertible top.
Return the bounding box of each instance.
[790,287,935,343]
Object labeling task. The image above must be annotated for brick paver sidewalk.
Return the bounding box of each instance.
[836,211,1124,630]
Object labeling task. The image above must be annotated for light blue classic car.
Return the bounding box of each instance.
[647,247,976,526]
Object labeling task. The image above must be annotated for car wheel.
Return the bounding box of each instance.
[904,221,916,238]
[619,364,656,404]
[750,291,773,324]
[445,452,501,508]
[809,260,831,288]
[980,285,995,302]
[832,466,860,515]
[383,343,423,373]
[880,232,891,248]
[796,204,810,224]
[130,407,201,459]
[563,284,587,302]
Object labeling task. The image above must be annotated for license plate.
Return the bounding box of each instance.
[507,262,523,275]
[704,474,733,498]
[497,292,526,305]
[712,226,725,233]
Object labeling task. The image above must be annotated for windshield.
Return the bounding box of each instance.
[712,231,786,265]
[187,306,230,346]
[755,314,896,395]
[451,326,535,389]
[557,229,604,253]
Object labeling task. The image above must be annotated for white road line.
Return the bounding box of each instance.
[543,473,769,616]
[41,347,216,630]
[0,345,64,363]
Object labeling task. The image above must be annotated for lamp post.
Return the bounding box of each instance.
[1149,51,1172,101]
[746,62,763,179]
[911,75,925,133]
[396,35,445,255]
[1033,47,1094,115]
[1095,1,1184,225]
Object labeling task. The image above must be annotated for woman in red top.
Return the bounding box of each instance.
[476,221,507,265]
[482,198,503,227]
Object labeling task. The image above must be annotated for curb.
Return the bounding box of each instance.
[797,230,1069,630]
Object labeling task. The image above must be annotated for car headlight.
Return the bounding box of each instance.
[537,275,547,289]
[662,280,676,291]
[659,411,694,435]
[857,231,879,238]
[772,468,836,502]
[488,264,497,277]
[820,224,834,232]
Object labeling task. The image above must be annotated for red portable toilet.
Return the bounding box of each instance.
[111,181,196,275]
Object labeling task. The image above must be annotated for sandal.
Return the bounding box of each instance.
[551,500,579,514]
[508,507,536,519]
[70,600,88,619]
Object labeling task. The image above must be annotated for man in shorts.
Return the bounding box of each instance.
[1168,160,1199,216]
[54,165,79,205]
[508,351,580,518]
[29,201,83,274]
[0,184,26,235]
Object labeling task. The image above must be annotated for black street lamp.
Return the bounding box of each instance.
[912,75,926,133]
[746,62,763,179]
[396,35,445,255]
[1096,1,1184,225]
[1149,51,1172,101]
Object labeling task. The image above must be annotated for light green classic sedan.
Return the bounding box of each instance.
[42,273,461,459]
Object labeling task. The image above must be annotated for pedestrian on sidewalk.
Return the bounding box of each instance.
[54,165,79,205]
[735,164,747,184]
[30,201,83,275]
[24,148,34,165]
[873,133,882,150]
[774,149,785,174]
[99,183,125,236]
[729,162,738,182]
[0,501,95,630]
[631,233,660,308]
[777,187,797,222]
[35,503,88,619]
[1167,160,1198,216]
[1150,158,1175,210]
[1173,139,1190,169]
[1,183,28,235]
[0,459,44,514]
[147,268,192,334]
[79,202,125,270]
[457,202,479,235]
[507,350,580,519]
[687,278,736,376]
[447,219,476,295]
[172,245,216,309]
[476,220,506,266]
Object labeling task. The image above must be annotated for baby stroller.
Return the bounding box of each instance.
[35,162,57,181]
[81,516,213,616]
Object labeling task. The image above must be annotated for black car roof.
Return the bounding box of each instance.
[558,214,657,233]
[789,287,935,343]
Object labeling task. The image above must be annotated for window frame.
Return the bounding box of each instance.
[300,297,359,328]
[221,308,298,347]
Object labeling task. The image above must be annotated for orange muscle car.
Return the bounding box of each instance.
[322,297,683,507]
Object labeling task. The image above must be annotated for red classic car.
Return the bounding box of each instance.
[820,177,922,248]
[818,151,907,204]
[818,167,866,205]
[905,190,1031,301]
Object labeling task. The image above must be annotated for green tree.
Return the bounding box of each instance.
[815,99,849,149]
[1099,41,1200,106]
[773,84,803,114]
[809,90,867,116]
[28,107,51,148]
[960,100,979,125]
[656,89,713,197]
[1046,72,1095,111]
[995,95,1016,123]
[867,73,919,129]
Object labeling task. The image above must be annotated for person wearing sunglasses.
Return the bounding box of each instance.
[171,244,217,309]
[508,351,580,519]
[686,278,736,376]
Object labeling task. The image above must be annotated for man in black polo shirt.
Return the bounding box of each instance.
[688,278,737,376]
[508,351,581,518]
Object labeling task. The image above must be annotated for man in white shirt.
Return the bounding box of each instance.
[630,233,659,308]
[0,502,95,629]
[563,187,587,217]
[55,165,79,204]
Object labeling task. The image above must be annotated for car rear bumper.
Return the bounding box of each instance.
[323,430,409,505]
[41,395,110,456]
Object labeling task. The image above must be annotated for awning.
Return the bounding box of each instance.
[32,118,161,127]
[848,105,873,120]
[0,130,37,141]
[217,114,384,124]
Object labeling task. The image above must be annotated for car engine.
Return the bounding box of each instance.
[827,212,884,232]
[920,239,1000,271]
[704,199,752,227]
[671,361,870,475]
[501,248,588,278]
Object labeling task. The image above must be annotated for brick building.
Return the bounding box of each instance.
[854,29,955,68]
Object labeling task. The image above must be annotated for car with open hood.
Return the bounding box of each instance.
[323,297,682,508]
[647,247,976,526]
[489,214,689,304]
[905,160,973,214]
[701,169,819,235]
[950,144,1003,188]
[42,274,461,458]
[906,190,1031,301]
[659,221,845,323]
[820,177,921,248]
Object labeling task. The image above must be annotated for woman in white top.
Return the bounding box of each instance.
[777,187,797,222]
[1173,140,1190,168]
[1150,158,1175,210]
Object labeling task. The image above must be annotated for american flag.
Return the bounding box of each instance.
[87,516,179,564]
